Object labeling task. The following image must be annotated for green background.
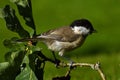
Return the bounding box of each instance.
[0,0,120,80]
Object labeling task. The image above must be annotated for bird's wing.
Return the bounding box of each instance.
[38,26,80,42]
[37,34,62,40]
[17,27,80,42]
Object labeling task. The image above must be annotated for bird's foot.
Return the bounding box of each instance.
[54,59,61,68]
[69,61,76,70]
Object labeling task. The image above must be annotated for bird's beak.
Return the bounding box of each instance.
[92,29,97,33]
[89,29,97,35]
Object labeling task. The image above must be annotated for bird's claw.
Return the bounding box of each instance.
[69,61,76,70]
[54,59,61,68]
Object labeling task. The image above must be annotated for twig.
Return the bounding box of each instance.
[35,52,106,80]
[58,62,106,80]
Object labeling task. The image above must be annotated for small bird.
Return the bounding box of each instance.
[18,19,96,63]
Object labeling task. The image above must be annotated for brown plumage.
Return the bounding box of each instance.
[17,19,96,57]
[37,26,87,56]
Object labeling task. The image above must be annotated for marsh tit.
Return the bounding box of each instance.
[18,19,96,61]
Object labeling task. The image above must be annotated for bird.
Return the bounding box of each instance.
[18,19,96,64]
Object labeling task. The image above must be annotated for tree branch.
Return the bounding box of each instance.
[58,62,106,80]
[34,51,106,80]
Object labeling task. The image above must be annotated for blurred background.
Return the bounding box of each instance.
[0,0,120,80]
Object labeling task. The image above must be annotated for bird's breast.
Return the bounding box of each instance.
[47,40,63,52]
[46,36,86,52]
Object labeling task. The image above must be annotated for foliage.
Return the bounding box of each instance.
[0,0,120,80]
[0,0,73,80]
[0,0,44,80]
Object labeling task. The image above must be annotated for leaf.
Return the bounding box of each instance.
[3,5,30,38]
[28,51,45,80]
[3,37,25,51]
[4,52,12,62]
[16,65,37,80]
[0,51,26,80]
[16,56,37,80]
[3,37,18,48]
[11,0,36,36]
[0,8,5,18]
[0,62,9,72]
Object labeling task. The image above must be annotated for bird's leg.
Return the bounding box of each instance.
[52,51,57,61]
[52,51,60,67]
[59,51,75,69]
[62,55,75,69]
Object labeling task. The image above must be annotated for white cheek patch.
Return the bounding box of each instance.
[72,26,90,35]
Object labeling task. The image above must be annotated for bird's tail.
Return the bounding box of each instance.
[16,35,53,42]
[16,38,41,42]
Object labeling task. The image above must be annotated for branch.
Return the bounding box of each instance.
[34,51,106,80]
[58,62,106,80]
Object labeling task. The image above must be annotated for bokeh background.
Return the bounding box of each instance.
[0,0,120,80]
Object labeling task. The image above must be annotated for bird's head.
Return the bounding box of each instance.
[70,19,96,36]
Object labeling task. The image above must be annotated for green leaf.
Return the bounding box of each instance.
[3,37,18,48]
[16,56,37,80]
[0,62,9,72]
[28,52,45,80]
[16,64,37,80]
[0,51,26,80]
[11,0,36,36]
[3,37,25,51]
[4,52,12,62]
[3,5,30,38]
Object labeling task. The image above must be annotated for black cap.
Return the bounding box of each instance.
[70,19,96,34]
